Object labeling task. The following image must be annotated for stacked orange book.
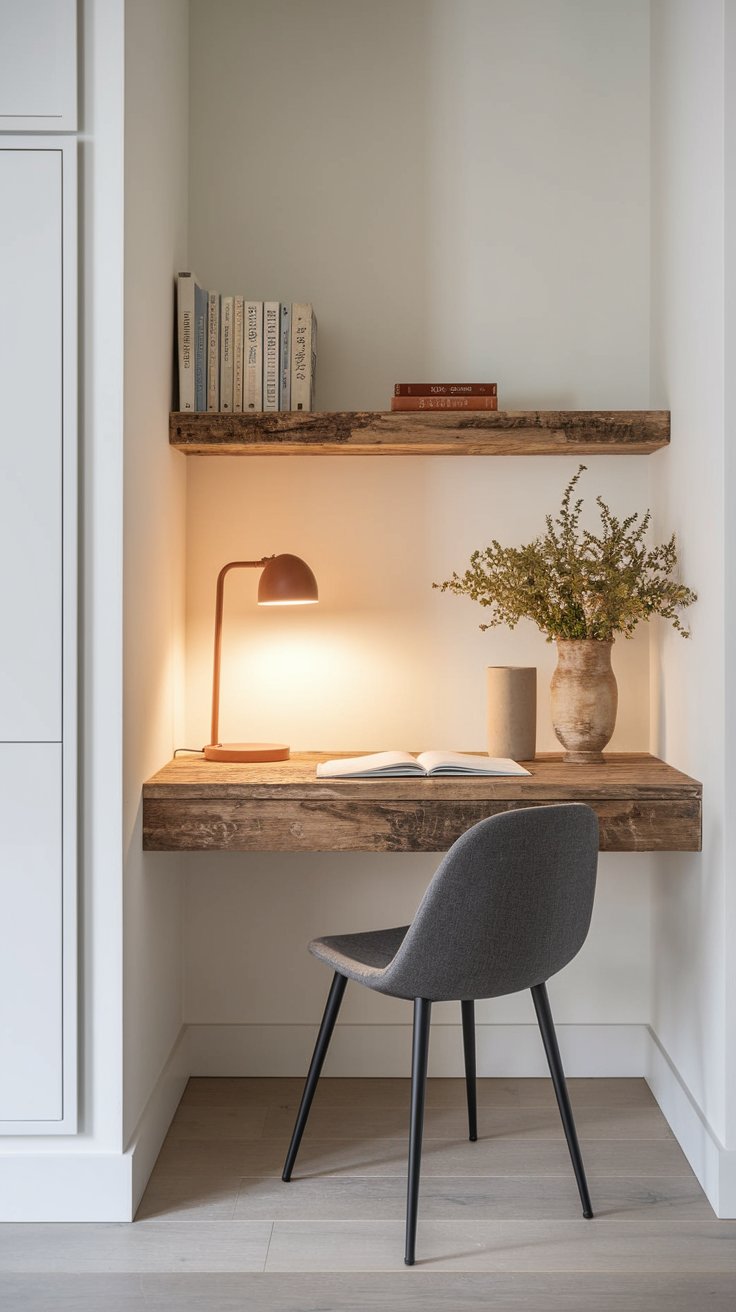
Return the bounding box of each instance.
[390,383,498,411]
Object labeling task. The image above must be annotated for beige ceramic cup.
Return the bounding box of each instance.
[486,666,537,761]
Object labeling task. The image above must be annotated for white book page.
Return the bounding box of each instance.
[416,751,531,776]
[316,751,422,778]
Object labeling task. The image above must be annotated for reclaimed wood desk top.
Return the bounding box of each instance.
[142,752,701,854]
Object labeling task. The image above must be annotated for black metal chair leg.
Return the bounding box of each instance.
[405,997,432,1266]
[461,999,478,1141]
[282,972,347,1182]
[531,981,593,1219]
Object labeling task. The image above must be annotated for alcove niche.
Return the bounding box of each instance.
[122,0,727,1218]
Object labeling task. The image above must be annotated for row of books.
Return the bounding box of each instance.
[390,382,498,411]
[177,273,317,413]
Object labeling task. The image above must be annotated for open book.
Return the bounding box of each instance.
[316,751,531,779]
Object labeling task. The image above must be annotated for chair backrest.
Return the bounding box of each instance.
[377,804,599,1002]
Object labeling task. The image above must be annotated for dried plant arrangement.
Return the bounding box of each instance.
[435,465,696,641]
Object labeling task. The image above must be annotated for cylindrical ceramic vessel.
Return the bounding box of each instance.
[486,666,537,761]
[550,639,617,763]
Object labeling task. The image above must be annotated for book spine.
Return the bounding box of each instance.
[177,272,195,410]
[310,308,317,411]
[220,295,234,411]
[232,295,244,412]
[291,302,316,411]
[390,395,499,411]
[207,291,220,411]
[194,283,208,411]
[244,301,263,410]
[279,302,291,410]
[394,382,498,397]
[263,301,280,411]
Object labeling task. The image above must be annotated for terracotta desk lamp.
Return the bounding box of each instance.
[204,553,318,763]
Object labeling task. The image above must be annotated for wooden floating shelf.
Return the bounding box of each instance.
[170,409,670,456]
[143,752,701,854]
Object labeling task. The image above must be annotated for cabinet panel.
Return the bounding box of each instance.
[0,149,63,741]
[0,0,77,131]
[0,744,63,1122]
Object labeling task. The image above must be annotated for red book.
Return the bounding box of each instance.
[394,382,497,397]
[390,395,499,411]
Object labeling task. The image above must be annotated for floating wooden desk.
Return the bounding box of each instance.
[142,753,701,854]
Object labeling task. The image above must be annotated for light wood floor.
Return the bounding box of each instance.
[2,1077,736,1310]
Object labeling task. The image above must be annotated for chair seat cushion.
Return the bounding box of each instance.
[309,925,410,987]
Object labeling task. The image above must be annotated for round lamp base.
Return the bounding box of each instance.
[204,742,290,763]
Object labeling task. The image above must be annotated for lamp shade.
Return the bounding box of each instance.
[258,553,318,605]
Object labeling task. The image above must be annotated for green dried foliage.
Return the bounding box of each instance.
[435,465,697,641]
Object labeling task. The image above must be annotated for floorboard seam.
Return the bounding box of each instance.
[262,1221,275,1272]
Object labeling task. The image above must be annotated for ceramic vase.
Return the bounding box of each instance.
[550,639,617,763]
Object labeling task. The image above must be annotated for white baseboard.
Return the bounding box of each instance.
[720,1149,736,1216]
[0,1027,190,1222]
[645,1027,736,1217]
[126,1025,190,1216]
[0,1152,132,1222]
[188,1022,649,1078]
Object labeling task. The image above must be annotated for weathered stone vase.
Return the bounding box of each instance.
[550,639,618,763]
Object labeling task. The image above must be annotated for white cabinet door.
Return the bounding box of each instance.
[0,141,76,1134]
[0,0,77,131]
[0,148,63,742]
[0,744,63,1122]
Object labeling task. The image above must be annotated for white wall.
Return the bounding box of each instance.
[123,0,189,1148]
[649,0,736,1214]
[183,0,655,1074]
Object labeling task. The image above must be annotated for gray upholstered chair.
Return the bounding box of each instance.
[282,803,599,1265]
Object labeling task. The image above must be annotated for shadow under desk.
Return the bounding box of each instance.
[142,753,701,854]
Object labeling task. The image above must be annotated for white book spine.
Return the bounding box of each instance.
[233,295,244,411]
[220,295,234,411]
[290,302,317,411]
[177,272,195,410]
[279,302,291,410]
[244,301,263,410]
[207,291,220,411]
[263,301,280,411]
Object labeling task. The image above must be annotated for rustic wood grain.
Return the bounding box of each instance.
[143,752,702,799]
[141,754,702,854]
[169,410,670,456]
